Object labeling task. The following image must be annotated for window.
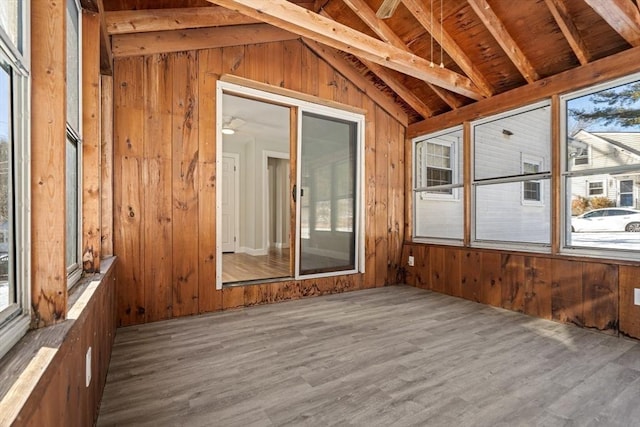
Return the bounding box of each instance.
[413,127,463,241]
[473,102,551,246]
[0,1,29,360]
[588,181,604,196]
[563,72,640,255]
[66,0,82,286]
[574,147,589,165]
[522,158,543,204]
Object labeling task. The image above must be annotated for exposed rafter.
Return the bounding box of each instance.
[376,0,402,19]
[544,0,592,65]
[206,0,485,100]
[400,0,494,97]
[105,6,260,34]
[584,0,640,47]
[111,24,298,57]
[333,0,461,109]
[467,0,540,83]
[302,39,409,125]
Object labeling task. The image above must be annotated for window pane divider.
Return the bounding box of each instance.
[563,164,640,178]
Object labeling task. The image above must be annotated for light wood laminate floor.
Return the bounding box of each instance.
[98,286,640,426]
[222,249,290,283]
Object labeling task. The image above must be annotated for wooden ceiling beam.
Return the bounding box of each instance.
[584,0,640,47]
[376,0,402,19]
[467,0,540,83]
[544,0,592,65]
[111,23,298,57]
[303,39,409,125]
[360,59,434,118]
[206,0,484,100]
[105,6,259,35]
[400,0,494,97]
[331,1,461,109]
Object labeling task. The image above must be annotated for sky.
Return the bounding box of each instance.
[567,81,640,134]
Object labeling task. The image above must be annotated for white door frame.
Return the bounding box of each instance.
[263,151,290,254]
[222,153,240,253]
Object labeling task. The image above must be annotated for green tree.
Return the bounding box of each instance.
[570,81,640,128]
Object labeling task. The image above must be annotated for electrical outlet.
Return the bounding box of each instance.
[408,256,415,267]
[635,288,640,306]
[85,347,92,387]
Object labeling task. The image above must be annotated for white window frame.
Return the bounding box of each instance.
[521,156,544,205]
[587,180,605,196]
[0,1,31,360]
[66,0,82,288]
[560,71,640,261]
[573,146,589,166]
[417,139,458,201]
[215,80,365,289]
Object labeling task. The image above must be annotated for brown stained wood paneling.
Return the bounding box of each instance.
[222,286,245,309]
[245,43,267,83]
[375,106,390,286]
[480,251,502,307]
[429,246,446,293]
[551,259,583,327]
[363,96,377,288]
[9,263,117,426]
[222,45,246,77]
[143,54,173,322]
[501,253,525,312]
[445,248,462,298]
[112,40,406,326]
[171,51,199,317]
[101,75,115,258]
[301,43,319,97]
[524,256,552,320]
[30,0,67,327]
[414,245,429,289]
[82,11,102,273]
[582,263,618,334]
[619,265,640,339]
[461,250,482,302]
[266,42,285,87]
[244,284,270,306]
[114,56,146,326]
[283,40,303,92]
[388,118,404,284]
[198,48,222,313]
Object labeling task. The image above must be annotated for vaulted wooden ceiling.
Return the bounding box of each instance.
[97,0,640,125]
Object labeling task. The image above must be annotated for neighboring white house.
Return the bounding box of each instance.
[568,130,640,208]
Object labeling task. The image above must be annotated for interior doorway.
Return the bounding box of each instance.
[220,94,292,284]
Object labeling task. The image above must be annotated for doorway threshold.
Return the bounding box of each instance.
[222,276,294,288]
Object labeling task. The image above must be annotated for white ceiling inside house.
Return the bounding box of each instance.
[221,93,290,146]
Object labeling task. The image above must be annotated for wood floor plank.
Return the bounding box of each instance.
[98,286,640,426]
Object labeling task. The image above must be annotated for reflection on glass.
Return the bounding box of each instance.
[0,1,20,53]
[0,64,11,311]
[565,77,640,252]
[414,128,463,240]
[475,180,551,244]
[300,112,357,275]
[66,0,80,132]
[66,136,78,270]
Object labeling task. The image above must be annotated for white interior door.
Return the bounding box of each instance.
[222,155,237,252]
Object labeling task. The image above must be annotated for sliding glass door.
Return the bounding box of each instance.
[297,112,359,276]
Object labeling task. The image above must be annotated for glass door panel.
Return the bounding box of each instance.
[298,112,357,276]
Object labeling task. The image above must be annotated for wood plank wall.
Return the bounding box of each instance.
[113,40,405,326]
[11,261,117,427]
[402,243,640,339]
